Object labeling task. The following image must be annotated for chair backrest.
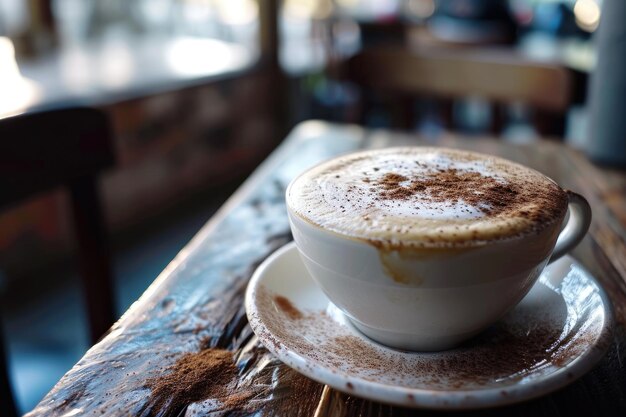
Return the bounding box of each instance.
[0,107,115,209]
[343,47,574,135]
[0,107,116,417]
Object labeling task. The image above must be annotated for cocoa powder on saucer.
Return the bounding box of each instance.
[274,295,303,320]
[254,285,580,390]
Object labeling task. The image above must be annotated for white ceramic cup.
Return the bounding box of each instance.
[286,156,591,352]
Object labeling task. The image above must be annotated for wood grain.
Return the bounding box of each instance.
[27,122,626,416]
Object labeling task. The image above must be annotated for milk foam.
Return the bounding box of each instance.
[287,147,568,246]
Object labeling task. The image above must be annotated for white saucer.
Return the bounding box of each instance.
[245,242,613,409]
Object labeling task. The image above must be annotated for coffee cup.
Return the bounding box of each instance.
[286,147,591,351]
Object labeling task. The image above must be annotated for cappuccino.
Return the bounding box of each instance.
[287,147,568,247]
[286,147,590,350]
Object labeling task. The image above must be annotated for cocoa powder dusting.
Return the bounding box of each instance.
[378,169,521,216]
[324,321,565,387]
[274,295,303,320]
[375,168,567,224]
[147,345,258,414]
[53,384,86,412]
[253,284,603,392]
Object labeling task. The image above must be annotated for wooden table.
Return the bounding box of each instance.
[27,122,626,416]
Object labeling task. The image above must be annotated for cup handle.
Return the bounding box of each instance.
[549,191,592,263]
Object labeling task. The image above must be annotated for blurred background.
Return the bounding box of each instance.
[0,0,613,413]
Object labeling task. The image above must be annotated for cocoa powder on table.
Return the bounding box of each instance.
[146,344,257,414]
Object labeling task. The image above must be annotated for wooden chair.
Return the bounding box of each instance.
[0,107,116,416]
[0,330,16,417]
[342,46,575,137]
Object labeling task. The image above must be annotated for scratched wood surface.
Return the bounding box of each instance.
[27,122,626,416]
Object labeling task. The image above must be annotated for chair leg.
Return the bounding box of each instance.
[68,177,115,344]
[490,102,505,136]
[391,96,414,131]
[534,110,566,138]
[0,313,18,417]
[440,98,455,131]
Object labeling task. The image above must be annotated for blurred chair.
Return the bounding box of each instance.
[416,0,519,48]
[359,20,409,47]
[342,46,574,137]
[0,107,116,416]
[0,332,16,417]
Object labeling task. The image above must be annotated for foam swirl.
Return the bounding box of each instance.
[287,147,568,247]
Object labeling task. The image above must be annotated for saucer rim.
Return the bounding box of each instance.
[245,241,614,410]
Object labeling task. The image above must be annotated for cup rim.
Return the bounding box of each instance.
[287,204,563,255]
